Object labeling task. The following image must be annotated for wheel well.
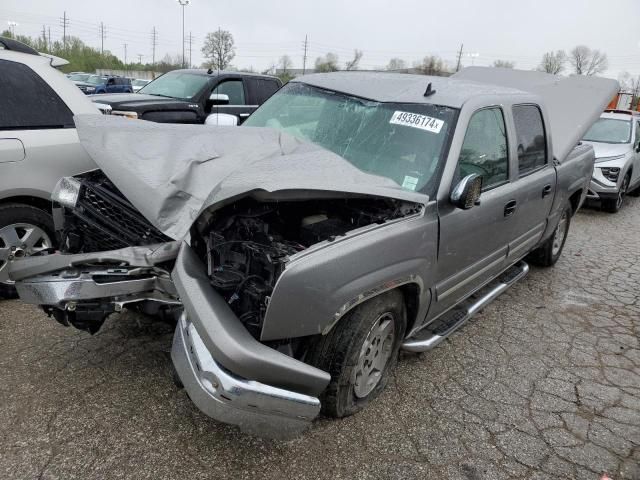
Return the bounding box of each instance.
[0,196,51,214]
[399,283,420,334]
[568,189,582,215]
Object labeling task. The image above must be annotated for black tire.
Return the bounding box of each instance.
[601,173,630,213]
[527,202,572,267]
[305,289,406,418]
[0,204,55,299]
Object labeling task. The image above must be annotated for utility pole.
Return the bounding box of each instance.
[187,32,194,68]
[151,26,157,67]
[48,27,51,49]
[99,22,106,55]
[302,34,308,74]
[137,53,143,64]
[41,25,47,50]
[123,43,128,70]
[177,0,191,69]
[60,11,69,51]
[455,43,464,72]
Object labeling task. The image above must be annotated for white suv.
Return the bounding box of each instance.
[0,37,102,296]
[583,110,640,213]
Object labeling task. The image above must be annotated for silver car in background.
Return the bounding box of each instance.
[583,110,640,212]
[0,37,101,297]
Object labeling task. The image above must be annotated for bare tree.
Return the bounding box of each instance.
[413,56,448,76]
[537,50,566,74]
[201,29,236,70]
[315,52,339,73]
[278,55,293,73]
[493,60,515,69]
[345,49,363,71]
[569,45,608,76]
[386,58,406,71]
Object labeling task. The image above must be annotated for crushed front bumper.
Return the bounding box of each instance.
[172,313,321,439]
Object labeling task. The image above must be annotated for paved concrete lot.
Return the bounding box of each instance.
[1,197,639,480]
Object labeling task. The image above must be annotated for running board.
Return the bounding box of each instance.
[401,261,529,352]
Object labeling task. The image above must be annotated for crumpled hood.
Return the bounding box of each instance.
[74,115,428,240]
[582,141,631,160]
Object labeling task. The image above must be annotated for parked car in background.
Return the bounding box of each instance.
[583,109,640,212]
[131,78,151,92]
[8,68,617,437]
[0,37,102,297]
[68,72,91,83]
[93,76,133,94]
[89,69,281,124]
[73,74,107,94]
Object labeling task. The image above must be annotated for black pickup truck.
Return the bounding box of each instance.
[90,69,282,124]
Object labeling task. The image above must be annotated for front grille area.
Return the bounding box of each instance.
[63,171,170,252]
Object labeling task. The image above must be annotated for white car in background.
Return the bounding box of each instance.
[131,78,151,92]
[583,110,640,212]
[0,37,104,297]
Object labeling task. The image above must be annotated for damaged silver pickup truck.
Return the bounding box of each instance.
[9,68,617,438]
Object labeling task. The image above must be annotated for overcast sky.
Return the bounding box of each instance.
[1,0,638,78]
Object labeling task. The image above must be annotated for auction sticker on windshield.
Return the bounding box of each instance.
[390,111,444,134]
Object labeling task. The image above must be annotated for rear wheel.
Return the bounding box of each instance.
[601,173,630,213]
[0,204,54,299]
[527,203,572,267]
[306,290,406,418]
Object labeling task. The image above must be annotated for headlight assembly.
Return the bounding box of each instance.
[51,176,82,208]
[599,167,620,183]
[111,110,139,119]
[595,154,625,164]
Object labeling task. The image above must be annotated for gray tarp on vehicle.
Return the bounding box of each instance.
[74,115,429,240]
[452,67,619,164]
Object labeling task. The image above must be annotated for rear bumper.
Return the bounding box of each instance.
[172,313,321,439]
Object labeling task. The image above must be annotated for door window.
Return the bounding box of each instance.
[513,104,547,175]
[0,60,74,130]
[212,80,246,105]
[457,107,509,190]
[255,79,280,104]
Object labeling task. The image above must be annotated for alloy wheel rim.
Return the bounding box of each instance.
[352,312,396,399]
[551,211,568,257]
[616,176,629,209]
[0,223,52,284]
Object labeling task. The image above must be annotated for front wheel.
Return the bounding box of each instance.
[0,204,55,298]
[527,203,572,267]
[601,173,630,213]
[305,290,406,418]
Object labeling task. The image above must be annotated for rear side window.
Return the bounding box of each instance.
[513,104,547,175]
[458,107,509,190]
[212,80,245,105]
[0,60,74,130]
[255,79,280,104]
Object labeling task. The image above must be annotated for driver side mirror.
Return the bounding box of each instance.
[450,174,483,210]
[635,143,640,153]
[208,93,230,105]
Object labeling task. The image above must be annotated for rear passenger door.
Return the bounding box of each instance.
[507,104,556,261]
[0,60,92,198]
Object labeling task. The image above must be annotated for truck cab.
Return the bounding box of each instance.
[90,70,282,124]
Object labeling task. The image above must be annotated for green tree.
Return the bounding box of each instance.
[315,52,339,73]
[201,29,235,70]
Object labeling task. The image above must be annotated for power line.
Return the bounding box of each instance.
[455,43,464,72]
[59,11,68,50]
[302,34,308,74]
[151,26,157,67]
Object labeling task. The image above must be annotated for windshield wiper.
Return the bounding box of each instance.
[145,93,178,99]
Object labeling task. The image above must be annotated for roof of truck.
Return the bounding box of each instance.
[294,71,529,108]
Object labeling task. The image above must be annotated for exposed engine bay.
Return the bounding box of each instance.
[190,197,421,338]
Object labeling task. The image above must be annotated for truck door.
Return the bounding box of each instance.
[207,78,253,124]
[433,106,520,316]
[507,104,556,261]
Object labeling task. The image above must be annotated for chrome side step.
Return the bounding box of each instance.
[401,261,529,352]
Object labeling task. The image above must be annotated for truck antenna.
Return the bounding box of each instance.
[424,82,436,97]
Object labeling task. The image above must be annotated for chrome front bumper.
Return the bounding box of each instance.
[172,313,321,439]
